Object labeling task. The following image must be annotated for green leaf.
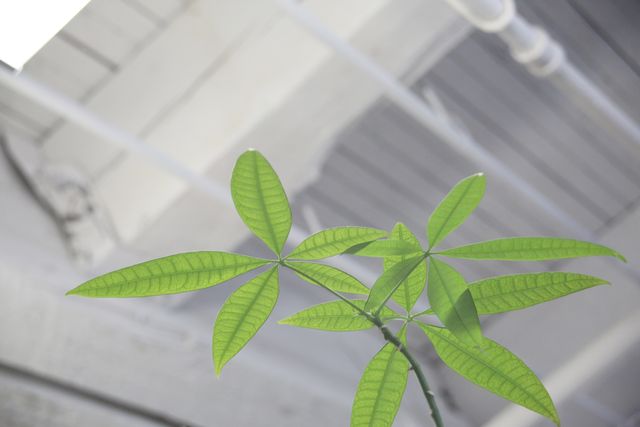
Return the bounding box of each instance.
[439,237,626,262]
[278,300,396,331]
[231,150,291,255]
[470,272,609,314]
[67,252,270,297]
[385,223,426,312]
[287,227,387,260]
[427,258,483,347]
[365,255,425,313]
[428,173,485,249]
[346,239,423,257]
[287,261,370,294]
[351,343,408,427]
[213,267,279,375]
[420,324,559,426]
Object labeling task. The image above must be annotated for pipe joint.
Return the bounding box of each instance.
[444,0,640,151]
[446,0,515,33]
[509,27,566,77]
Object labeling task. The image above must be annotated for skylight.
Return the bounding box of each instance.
[0,0,91,70]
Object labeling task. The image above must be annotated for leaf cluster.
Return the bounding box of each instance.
[68,150,624,426]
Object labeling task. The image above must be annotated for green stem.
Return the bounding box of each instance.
[284,261,444,426]
[372,317,444,427]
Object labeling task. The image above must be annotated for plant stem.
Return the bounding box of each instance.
[284,260,444,426]
[372,317,444,427]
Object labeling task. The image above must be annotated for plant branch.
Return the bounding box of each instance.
[372,317,444,427]
[285,260,444,426]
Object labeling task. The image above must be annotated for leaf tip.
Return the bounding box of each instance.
[614,252,627,263]
[65,286,83,296]
[236,149,256,161]
[544,393,561,426]
[213,357,224,378]
[588,276,612,289]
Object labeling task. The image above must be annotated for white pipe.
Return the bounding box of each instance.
[0,66,230,206]
[445,0,640,151]
[443,0,640,288]
[0,66,377,283]
[277,0,589,239]
[484,310,640,427]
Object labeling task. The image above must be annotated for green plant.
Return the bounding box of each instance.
[67,149,625,426]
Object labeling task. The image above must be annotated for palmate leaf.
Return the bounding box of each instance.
[470,272,609,314]
[213,267,279,375]
[364,255,425,313]
[278,300,397,331]
[346,239,423,257]
[231,150,291,255]
[427,258,483,347]
[428,173,485,249]
[439,237,626,262]
[287,261,370,294]
[67,252,270,297]
[420,324,560,426]
[287,226,387,260]
[385,223,426,312]
[351,343,408,427]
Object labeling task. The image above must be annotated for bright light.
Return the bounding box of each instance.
[0,0,91,70]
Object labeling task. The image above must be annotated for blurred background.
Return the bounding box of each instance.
[0,0,639,426]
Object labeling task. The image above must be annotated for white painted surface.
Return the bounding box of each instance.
[63,0,157,65]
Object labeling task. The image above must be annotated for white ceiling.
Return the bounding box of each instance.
[0,0,639,426]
